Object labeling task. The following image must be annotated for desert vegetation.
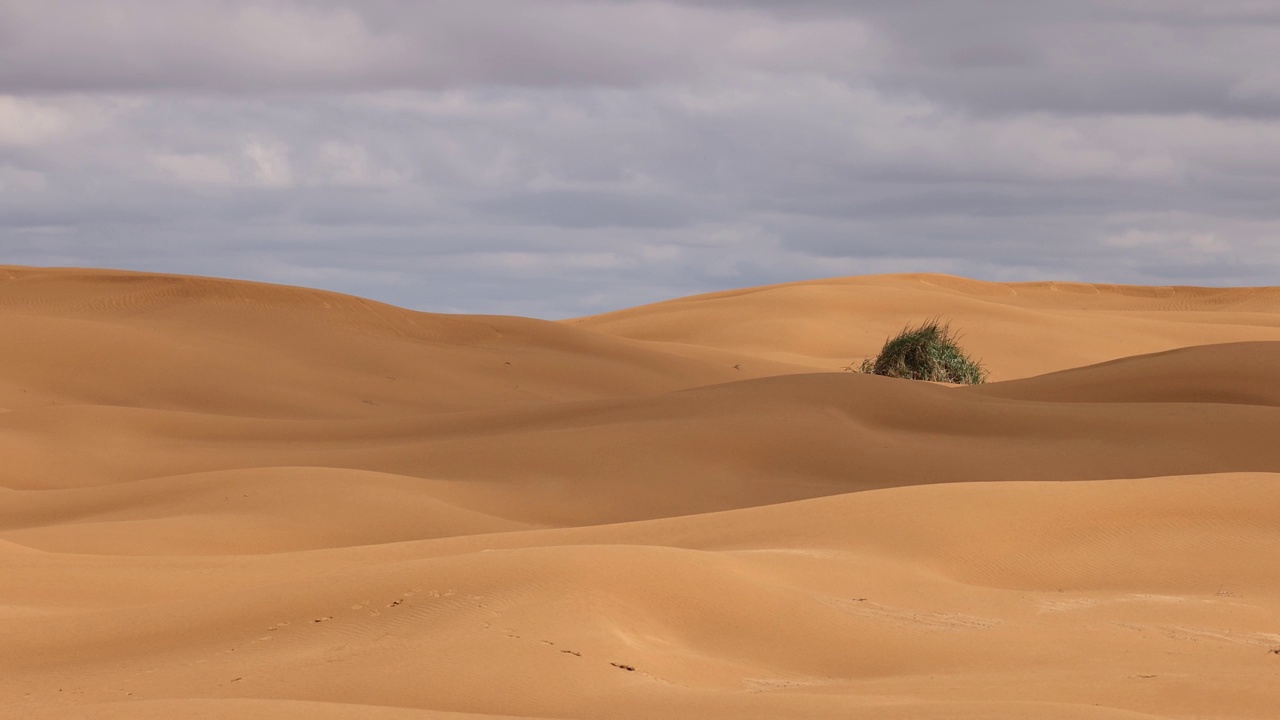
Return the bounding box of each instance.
[856,319,988,384]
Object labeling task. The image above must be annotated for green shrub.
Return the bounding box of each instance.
[855,319,988,385]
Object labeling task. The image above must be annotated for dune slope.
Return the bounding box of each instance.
[3,266,1280,720]
[573,273,1280,379]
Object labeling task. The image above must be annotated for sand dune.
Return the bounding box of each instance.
[968,341,1280,406]
[3,266,1280,719]
[0,266,777,418]
[574,274,1280,379]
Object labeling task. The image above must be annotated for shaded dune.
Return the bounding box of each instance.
[0,467,532,555]
[968,341,1280,406]
[4,369,1277,527]
[3,266,1280,720]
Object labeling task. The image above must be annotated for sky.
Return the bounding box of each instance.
[2,0,1279,317]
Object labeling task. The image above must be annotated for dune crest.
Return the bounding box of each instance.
[3,266,1279,720]
[573,273,1280,379]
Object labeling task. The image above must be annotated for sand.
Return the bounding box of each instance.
[2,265,1279,719]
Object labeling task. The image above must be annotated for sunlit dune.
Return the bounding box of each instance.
[4,266,1280,720]
[574,273,1280,379]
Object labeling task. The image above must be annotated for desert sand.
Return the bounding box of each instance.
[3,265,1279,719]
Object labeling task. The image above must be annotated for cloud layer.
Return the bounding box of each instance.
[3,0,1278,316]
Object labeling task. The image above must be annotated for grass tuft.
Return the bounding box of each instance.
[854,319,988,385]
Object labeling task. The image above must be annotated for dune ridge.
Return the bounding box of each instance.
[573,273,1280,379]
[3,266,1279,720]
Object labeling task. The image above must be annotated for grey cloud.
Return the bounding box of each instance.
[474,190,705,229]
[0,0,855,93]
[3,1,1280,317]
[661,0,1280,117]
[871,3,1280,118]
[4,0,1278,119]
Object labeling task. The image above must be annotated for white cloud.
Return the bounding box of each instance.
[0,96,73,146]
[243,140,294,188]
[152,153,236,186]
[1103,229,1231,255]
[307,142,397,188]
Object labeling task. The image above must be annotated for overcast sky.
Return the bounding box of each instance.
[3,1,1279,316]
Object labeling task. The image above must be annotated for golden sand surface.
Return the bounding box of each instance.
[3,266,1279,719]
